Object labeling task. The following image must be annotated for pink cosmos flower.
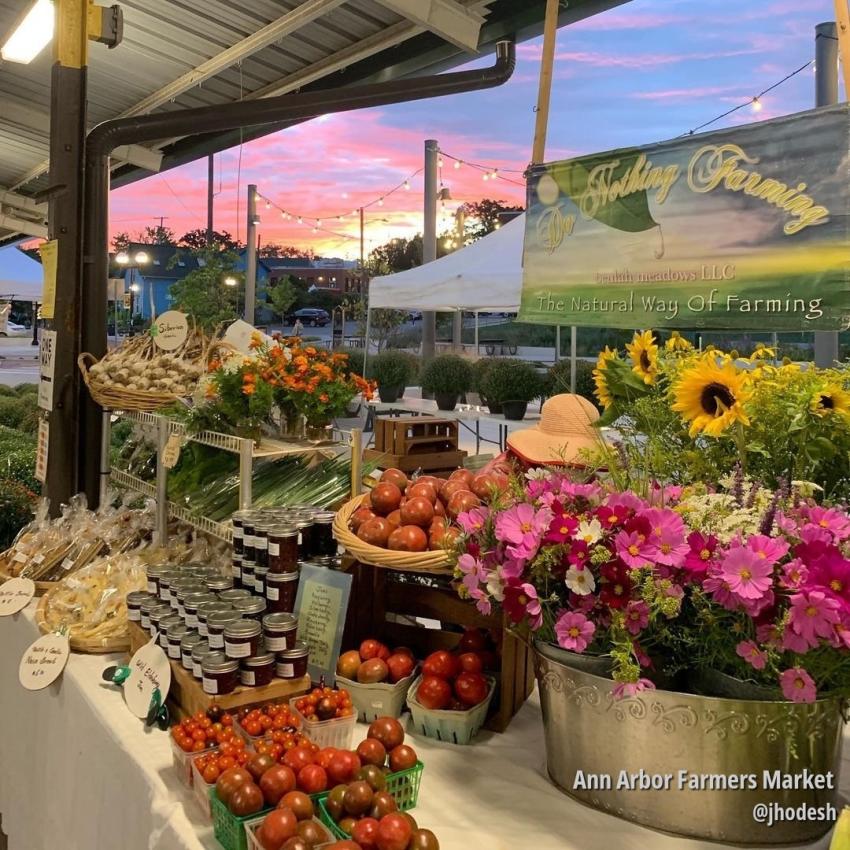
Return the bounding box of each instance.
[831,623,850,650]
[624,600,650,635]
[683,531,719,576]
[717,546,773,601]
[544,501,578,544]
[457,554,486,596]
[779,667,817,703]
[781,626,813,654]
[469,587,491,617]
[787,589,842,646]
[606,491,646,513]
[775,511,799,536]
[640,508,689,567]
[567,540,591,568]
[703,570,741,611]
[457,506,490,536]
[742,589,775,618]
[807,506,850,541]
[560,481,603,502]
[611,678,655,700]
[736,640,767,670]
[799,524,833,546]
[633,642,652,669]
[803,548,850,609]
[780,558,808,590]
[554,610,595,653]
[502,582,543,629]
[500,553,527,582]
[745,534,789,565]
[595,504,630,530]
[495,503,552,561]
[756,622,782,646]
[615,530,654,570]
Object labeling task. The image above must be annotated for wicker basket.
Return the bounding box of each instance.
[78,352,185,411]
[0,564,57,597]
[332,494,452,575]
[35,588,130,654]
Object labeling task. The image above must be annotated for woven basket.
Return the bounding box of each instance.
[79,352,184,411]
[332,494,452,574]
[0,566,56,596]
[36,587,130,654]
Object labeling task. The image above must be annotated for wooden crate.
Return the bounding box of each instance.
[341,563,534,733]
[128,622,310,719]
[367,416,467,474]
[363,447,467,475]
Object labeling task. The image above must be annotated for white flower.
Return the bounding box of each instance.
[577,518,603,545]
[525,467,551,481]
[565,566,595,596]
[486,570,506,602]
[792,480,823,498]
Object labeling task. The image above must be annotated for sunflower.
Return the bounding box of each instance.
[626,330,658,385]
[810,385,850,419]
[672,358,751,437]
[592,346,618,408]
[664,331,692,353]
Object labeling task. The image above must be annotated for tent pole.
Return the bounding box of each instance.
[474,312,479,355]
[555,325,560,364]
[363,307,371,377]
[570,326,577,394]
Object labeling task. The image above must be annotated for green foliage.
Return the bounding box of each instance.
[369,350,419,388]
[480,359,544,403]
[269,275,298,319]
[14,384,38,396]
[0,385,16,397]
[547,359,600,409]
[420,354,473,396]
[168,247,241,331]
[0,394,38,434]
[332,347,369,378]
[0,425,38,492]
[457,199,524,241]
[178,229,241,252]
[471,357,500,398]
[0,478,35,550]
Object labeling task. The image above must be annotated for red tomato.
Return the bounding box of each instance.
[376,813,413,850]
[356,737,387,767]
[297,763,328,794]
[259,764,296,806]
[380,468,408,490]
[202,763,220,785]
[367,716,405,750]
[257,807,298,849]
[387,525,428,552]
[352,817,381,850]
[229,781,264,816]
[406,482,438,504]
[385,652,415,683]
[454,672,489,706]
[283,745,314,773]
[458,628,488,653]
[316,747,338,770]
[360,639,384,660]
[351,506,378,531]
[400,497,435,528]
[358,518,392,547]
[385,510,402,531]
[447,490,481,519]
[422,650,459,680]
[370,482,403,515]
[457,652,483,674]
[327,750,361,785]
[415,676,452,710]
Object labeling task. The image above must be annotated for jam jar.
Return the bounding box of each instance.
[267,525,299,573]
[253,522,270,570]
[158,615,182,649]
[140,596,161,631]
[224,619,262,660]
[202,653,239,695]
[240,560,256,592]
[148,603,173,638]
[254,565,269,597]
[242,514,260,563]
[231,553,243,585]
[180,631,203,671]
[266,571,299,614]
[167,577,194,611]
[263,613,298,652]
[312,512,337,557]
[197,601,231,638]
[295,519,316,560]
[145,565,165,597]
[205,576,233,594]
[207,610,243,650]
[158,569,184,603]
[191,640,212,679]
[126,591,151,623]
[174,582,206,618]
[240,653,275,687]
[275,641,309,679]
[232,509,253,557]
[219,588,252,605]
[183,592,216,630]
[232,596,267,621]
[166,622,189,660]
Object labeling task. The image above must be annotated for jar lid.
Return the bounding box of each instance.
[218,589,252,603]
[208,610,244,628]
[175,582,206,600]
[197,601,232,619]
[277,640,309,659]
[267,525,298,538]
[140,596,161,613]
[232,510,254,523]
[146,565,165,578]
[232,597,266,615]
[224,619,261,639]
[191,640,212,661]
[158,615,182,631]
[295,519,314,529]
[149,603,173,619]
[202,652,239,674]
[313,512,335,524]
[158,569,182,584]
[243,653,275,667]
[263,612,297,630]
[206,577,233,591]
[241,560,257,571]
[127,591,151,606]
[266,571,299,584]
[254,565,269,576]
[184,591,215,607]
[166,622,189,640]
[180,631,202,650]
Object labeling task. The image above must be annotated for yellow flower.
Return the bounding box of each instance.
[810,385,850,419]
[748,344,775,361]
[626,330,658,385]
[592,346,618,408]
[672,357,751,437]
[664,331,692,353]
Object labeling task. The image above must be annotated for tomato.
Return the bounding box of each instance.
[385,652,415,683]
[406,482,438,504]
[244,719,262,737]
[438,479,470,503]
[216,767,253,806]
[367,717,404,751]
[380,468,408,490]
[259,764,296,806]
[388,744,418,773]
[358,518,392,547]
[356,737,387,767]
[449,468,474,488]
[457,652,483,674]
[359,639,384,660]
[283,745,314,773]
[297,763,328,794]
[454,672,489,706]
[471,472,498,500]
[279,790,314,821]
[316,747,338,770]
[369,482,403,515]
[247,753,276,782]
[422,650,459,680]
[192,740,206,753]
[352,817,380,850]
[202,763,220,784]
[387,525,428,552]
[218,756,236,771]
[257,807,298,849]
[351,506,377,531]
[327,750,361,785]
[447,490,481,519]
[385,510,402,531]
[458,628,486,654]
[376,813,413,850]
[400,497,434,528]
[416,676,452,711]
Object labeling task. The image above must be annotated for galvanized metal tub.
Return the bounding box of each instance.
[535,642,845,845]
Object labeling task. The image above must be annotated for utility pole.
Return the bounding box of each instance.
[359,207,365,293]
[814,22,840,368]
[207,154,215,245]
[452,206,465,351]
[421,139,439,368]
[246,184,258,325]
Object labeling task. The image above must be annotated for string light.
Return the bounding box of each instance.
[403,180,410,190]
[439,151,525,186]
[378,198,384,206]
[297,216,302,224]
[265,200,271,209]
[453,160,461,169]
[751,96,763,113]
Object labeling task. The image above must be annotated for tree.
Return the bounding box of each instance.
[259,243,314,259]
[179,229,240,252]
[366,235,423,276]
[111,231,131,252]
[350,300,406,352]
[457,198,524,241]
[268,275,298,320]
[168,248,241,331]
[141,224,176,245]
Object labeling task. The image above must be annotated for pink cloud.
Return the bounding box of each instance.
[518,45,768,69]
[632,85,747,102]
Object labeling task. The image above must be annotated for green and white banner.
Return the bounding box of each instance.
[520,104,850,330]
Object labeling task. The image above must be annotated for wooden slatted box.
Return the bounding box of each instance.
[365,416,467,474]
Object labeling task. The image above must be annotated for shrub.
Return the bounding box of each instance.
[0,478,35,549]
[0,424,39,492]
[481,359,544,404]
[14,383,38,396]
[547,359,600,410]
[369,350,419,388]
[385,327,422,350]
[0,395,38,433]
[471,357,501,398]
[331,347,369,378]
[0,386,16,397]
[420,354,473,396]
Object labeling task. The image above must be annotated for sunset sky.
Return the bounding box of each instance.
[109,0,835,259]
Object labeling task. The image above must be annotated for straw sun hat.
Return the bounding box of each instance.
[506,393,604,467]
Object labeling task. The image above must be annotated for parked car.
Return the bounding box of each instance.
[0,321,27,337]
[286,308,331,327]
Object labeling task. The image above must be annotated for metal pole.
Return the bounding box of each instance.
[207,154,215,245]
[833,2,850,95]
[359,207,365,285]
[570,326,577,394]
[452,207,464,351]
[531,0,561,164]
[99,409,112,507]
[245,184,258,324]
[363,308,371,376]
[421,139,438,369]
[155,416,169,545]
[474,312,479,354]
[238,437,253,510]
[350,427,363,498]
[31,303,38,346]
[555,325,561,364]
[815,22,840,368]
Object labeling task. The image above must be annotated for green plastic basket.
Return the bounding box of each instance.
[210,788,272,850]
[316,761,424,840]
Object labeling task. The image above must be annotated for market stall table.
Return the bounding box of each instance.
[1,601,846,850]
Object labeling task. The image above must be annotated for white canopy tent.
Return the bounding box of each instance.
[0,243,43,303]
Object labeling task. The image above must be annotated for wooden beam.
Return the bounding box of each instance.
[0,214,47,239]
[834,0,850,97]
[531,0,560,164]
[371,0,484,52]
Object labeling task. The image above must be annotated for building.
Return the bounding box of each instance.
[259,256,365,294]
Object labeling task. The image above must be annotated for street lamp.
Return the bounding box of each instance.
[223,275,240,314]
[117,250,151,335]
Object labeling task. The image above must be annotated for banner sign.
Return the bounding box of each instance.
[520,104,850,330]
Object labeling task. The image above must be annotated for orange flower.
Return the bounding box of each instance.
[243,373,256,383]
[319,393,329,403]
[305,346,317,356]
[249,331,262,350]
[242,384,256,396]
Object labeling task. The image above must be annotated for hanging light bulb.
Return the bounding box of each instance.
[378,198,384,206]
[454,160,461,170]
[751,96,763,113]
[403,180,410,190]
[265,200,271,209]
[297,216,303,224]
[482,173,489,181]
[316,219,322,227]
[491,169,499,179]
[438,157,444,168]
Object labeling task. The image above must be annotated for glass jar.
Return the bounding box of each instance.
[266,571,299,614]
[240,560,256,592]
[174,582,206,618]
[296,519,316,561]
[180,631,203,671]
[312,512,337,557]
[254,565,268,597]
[183,592,216,629]
[145,565,165,597]
[232,596,267,621]
[267,525,299,573]
[240,653,275,687]
[207,610,243,650]
[140,596,161,631]
[232,509,253,557]
[275,641,309,680]
[224,619,262,660]
[148,603,173,638]
[263,613,298,652]
[167,577,193,611]
[197,601,232,639]
[219,588,252,605]
[231,553,243,586]
[205,576,233,594]
[242,514,260,564]
[158,615,182,649]
[157,569,182,603]
[126,591,151,623]
[202,652,239,695]
[191,640,212,679]
[166,622,189,660]
[253,522,270,570]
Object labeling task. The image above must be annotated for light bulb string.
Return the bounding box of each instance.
[438,150,526,187]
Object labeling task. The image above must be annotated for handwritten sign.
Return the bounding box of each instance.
[40,240,57,320]
[35,419,48,484]
[38,329,57,411]
[293,564,352,684]
[0,577,35,616]
[124,636,171,718]
[19,633,69,690]
[161,432,183,469]
[151,310,188,351]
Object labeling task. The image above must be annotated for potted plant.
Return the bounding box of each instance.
[420,354,473,411]
[480,359,543,420]
[369,350,419,403]
[472,357,502,414]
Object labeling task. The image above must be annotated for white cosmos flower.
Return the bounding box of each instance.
[577,518,603,545]
[525,467,551,481]
[565,566,596,596]
[486,570,505,602]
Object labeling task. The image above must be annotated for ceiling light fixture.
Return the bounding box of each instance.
[1,0,54,64]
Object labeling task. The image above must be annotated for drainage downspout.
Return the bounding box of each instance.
[79,41,515,501]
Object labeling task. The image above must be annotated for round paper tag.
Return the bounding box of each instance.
[0,577,35,616]
[19,632,70,690]
[124,636,172,718]
[151,310,189,351]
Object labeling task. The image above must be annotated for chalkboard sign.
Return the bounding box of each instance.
[293,564,352,684]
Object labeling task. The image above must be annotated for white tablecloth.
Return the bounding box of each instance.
[0,602,844,850]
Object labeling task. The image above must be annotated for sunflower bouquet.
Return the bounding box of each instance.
[591,331,850,499]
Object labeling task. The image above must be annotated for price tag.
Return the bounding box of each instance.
[124,636,172,718]
[151,310,189,351]
[0,577,35,616]
[12,551,27,563]
[161,433,183,469]
[19,633,70,690]
[35,419,49,483]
